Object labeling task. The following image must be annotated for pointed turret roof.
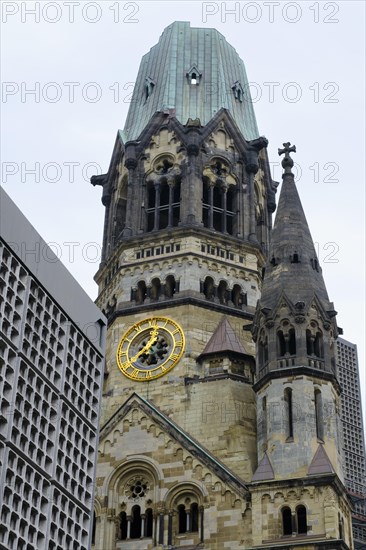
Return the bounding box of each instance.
[260,143,333,313]
[198,317,247,359]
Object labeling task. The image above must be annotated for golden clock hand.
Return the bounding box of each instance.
[130,328,159,363]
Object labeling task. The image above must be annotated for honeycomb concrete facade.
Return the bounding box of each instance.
[0,188,106,550]
[336,337,366,548]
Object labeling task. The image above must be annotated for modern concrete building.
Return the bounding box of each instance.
[0,188,106,550]
[90,22,357,549]
[337,337,366,549]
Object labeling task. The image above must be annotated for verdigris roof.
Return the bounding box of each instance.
[123,21,259,141]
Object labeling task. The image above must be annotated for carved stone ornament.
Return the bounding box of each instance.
[294,315,306,324]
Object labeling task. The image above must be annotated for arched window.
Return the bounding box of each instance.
[130,505,141,539]
[284,388,294,439]
[282,507,292,535]
[314,331,324,358]
[314,390,324,440]
[203,276,215,300]
[151,278,161,301]
[232,284,247,308]
[277,328,296,356]
[146,177,181,231]
[296,505,307,534]
[165,275,177,298]
[178,504,186,534]
[277,331,286,357]
[202,176,235,235]
[119,512,127,540]
[217,280,228,305]
[288,328,296,355]
[145,508,153,537]
[136,281,147,305]
[190,503,199,532]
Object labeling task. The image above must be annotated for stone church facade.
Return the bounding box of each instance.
[91,22,354,550]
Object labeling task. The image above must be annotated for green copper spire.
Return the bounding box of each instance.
[123,21,259,141]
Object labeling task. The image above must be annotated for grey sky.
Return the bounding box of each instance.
[1,1,365,419]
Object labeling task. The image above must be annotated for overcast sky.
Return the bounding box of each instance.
[1,1,365,418]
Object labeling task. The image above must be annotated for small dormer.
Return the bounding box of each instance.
[144,77,155,102]
[186,65,201,85]
[232,81,244,102]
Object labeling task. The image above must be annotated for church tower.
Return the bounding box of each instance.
[250,145,353,547]
[91,22,353,549]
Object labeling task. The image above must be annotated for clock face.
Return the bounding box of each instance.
[116,317,185,381]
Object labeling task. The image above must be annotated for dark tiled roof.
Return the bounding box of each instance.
[200,316,247,357]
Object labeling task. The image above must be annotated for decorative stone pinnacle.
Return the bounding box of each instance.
[278,142,296,175]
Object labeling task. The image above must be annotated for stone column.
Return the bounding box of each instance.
[154,181,161,231]
[167,511,173,546]
[126,515,131,539]
[167,179,175,227]
[221,180,228,233]
[208,181,214,229]
[246,146,260,242]
[199,506,204,543]
[186,509,190,532]
[104,510,118,550]
[123,157,138,237]
[158,513,164,545]
[141,514,145,538]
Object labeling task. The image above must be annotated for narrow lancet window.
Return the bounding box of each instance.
[296,506,307,534]
[315,389,324,440]
[284,388,294,440]
[282,507,292,535]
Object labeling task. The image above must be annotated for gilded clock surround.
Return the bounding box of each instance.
[116,316,185,381]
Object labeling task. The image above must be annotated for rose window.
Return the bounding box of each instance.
[125,476,150,500]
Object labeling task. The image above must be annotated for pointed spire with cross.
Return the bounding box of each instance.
[278,142,296,176]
